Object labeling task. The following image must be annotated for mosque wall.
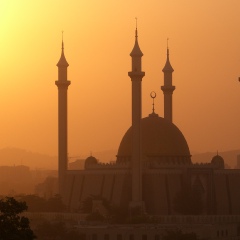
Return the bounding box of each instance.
[63,169,240,215]
[167,172,182,214]
[143,170,183,215]
[101,174,115,201]
[226,172,240,214]
[213,171,240,215]
[64,170,131,211]
[187,168,214,214]
[143,172,169,215]
[62,173,74,207]
[214,173,231,215]
[70,174,84,211]
[185,170,240,215]
[113,173,131,207]
[81,173,104,201]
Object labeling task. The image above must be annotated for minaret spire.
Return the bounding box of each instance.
[61,31,64,50]
[130,18,143,58]
[55,36,71,196]
[161,40,175,122]
[167,38,170,61]
[128,23,145,212]
[162,39,174,72]
[135,17,138,38]
[57,32,68,68]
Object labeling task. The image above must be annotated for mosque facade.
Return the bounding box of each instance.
[55,29,240,215]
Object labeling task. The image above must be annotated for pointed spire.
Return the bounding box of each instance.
[130,18,143,57]
[61,31,64,50]
[162,39,174,72]
[57,31,69,67]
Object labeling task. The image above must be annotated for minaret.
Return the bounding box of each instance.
[128,23,145,209]
[161,44,175,122]
[55,37,71,196]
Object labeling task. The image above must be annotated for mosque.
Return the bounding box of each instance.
[55,28,240,215]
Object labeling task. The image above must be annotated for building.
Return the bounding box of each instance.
[55,28,240,216]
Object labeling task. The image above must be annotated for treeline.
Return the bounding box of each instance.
[35,221,84,240]
[0,196,82,240]
[14,194,66,212]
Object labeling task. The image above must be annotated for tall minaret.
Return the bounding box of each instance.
[161,45,175,122]
[55,37,71,196]
[128,24,145,209]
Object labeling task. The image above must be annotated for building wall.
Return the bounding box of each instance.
[213,171,240,215]
[225,172,240,214]
[63,170,131,211]
[63,168,240,215]
[74,222,240,240]
[24,212,240,240]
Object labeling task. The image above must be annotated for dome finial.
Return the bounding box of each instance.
[150,91,156,113]
[149,91,158,117]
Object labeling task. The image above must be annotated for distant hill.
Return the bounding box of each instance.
[0,147,57,170]
[92,149,240,169]
[0,147,239,170]
[71,149,240,169]
[191,149,240,169]
[0,148,117,170]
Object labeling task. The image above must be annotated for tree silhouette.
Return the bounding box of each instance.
[17,194,66,212]
[0,197,36,240]
[17,194,46,212]
[81,195,129,223]
[45,194,66,212]
[80,194,109,214]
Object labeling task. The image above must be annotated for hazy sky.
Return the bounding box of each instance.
[0,0,240,158]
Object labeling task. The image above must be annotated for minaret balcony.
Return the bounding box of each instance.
[161,85,175,93]
[128,71,145,78]
[55,80,71,88]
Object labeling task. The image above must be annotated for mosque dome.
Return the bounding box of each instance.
[211,154,224,169]
[84,156,98,169]
[117,113,191,165]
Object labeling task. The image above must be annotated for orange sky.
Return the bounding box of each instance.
[0,1,240,159]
